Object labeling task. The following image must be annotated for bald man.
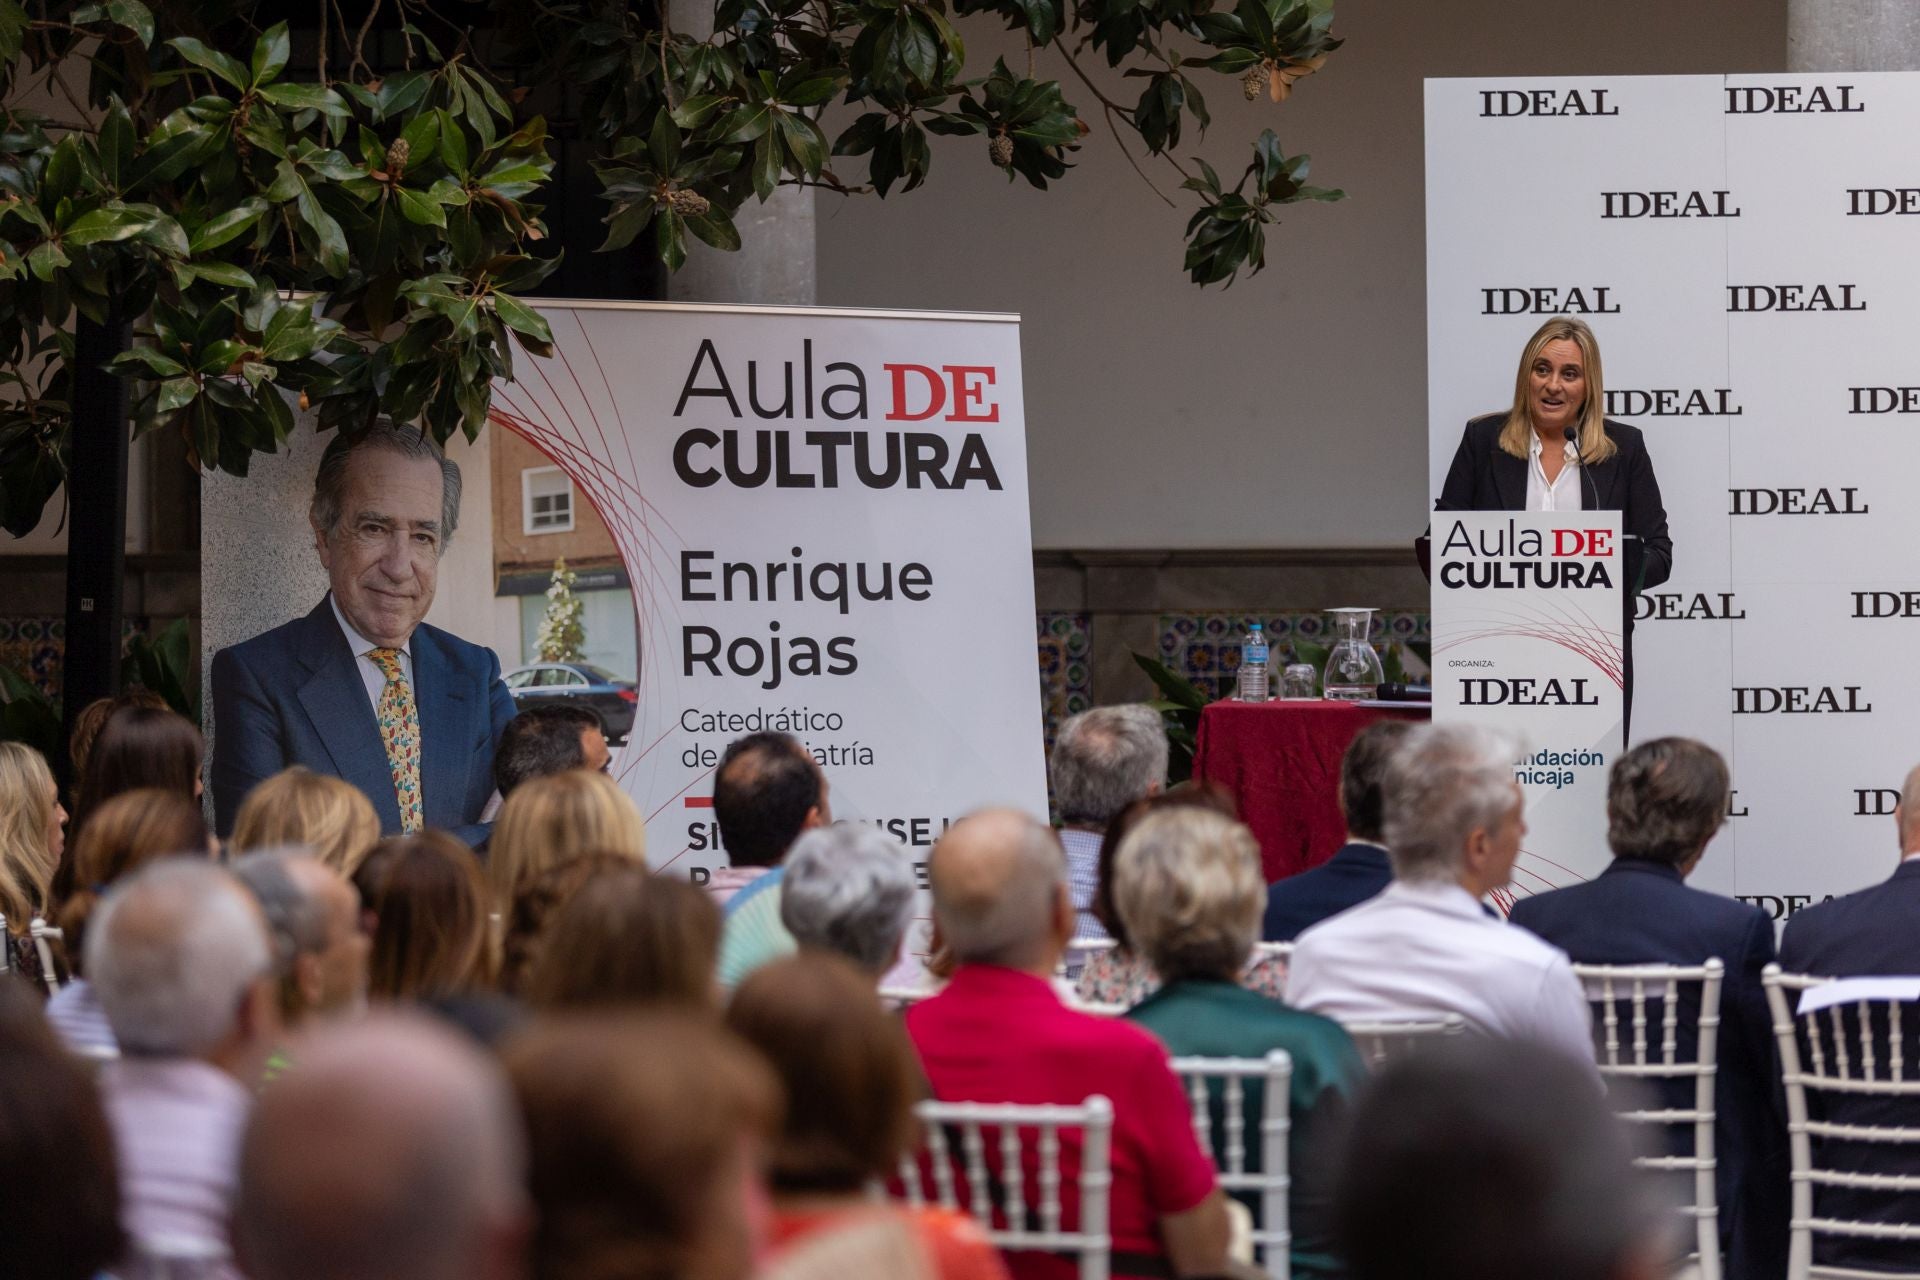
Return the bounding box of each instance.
[233,1015,530,1280]
[906,808,1236,1280]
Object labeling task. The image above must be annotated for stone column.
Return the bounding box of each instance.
[666,0,817,306]
[1789,0,1920,70]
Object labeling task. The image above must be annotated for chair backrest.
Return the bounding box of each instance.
[1337,1014,1468,1069]
[897,1094,1114,1280]
[1572,959,1724,1280]
[0,911,9,974]
[113,1234,232,1280]
[1171,1051,1293,1280]
[29,916,64,994]
[1763,965,1920,1280]
[880,984,934,1009]
[1252,941,1294,961]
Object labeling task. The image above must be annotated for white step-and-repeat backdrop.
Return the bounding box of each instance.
[1427,73,1920,920]
[492,302,1047,920]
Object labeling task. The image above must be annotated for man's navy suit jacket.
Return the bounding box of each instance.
[1261,842,1392,942]
[1510,859,1788,1280]
[1777,861,1920,1274]
[210,597,517,845]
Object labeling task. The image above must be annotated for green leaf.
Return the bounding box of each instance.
[720,104,774,144]
[181,261,257,289]
[490,292,552,346]
[0,1,28,64]
[168,37,248,89]
[436,109,469,174]
[776,112,827,178]
[686,207,742,252]
[134,214,190,257]
[670,94,729,131]
[155,376,199,414]
[73,0,153,49]
[251,21,290,86]
[257,83,351,116]
[188,198,269,254]
[64,204,158,245]
[395,186,447,227]
[110,347,188,377]
[399,111,441,169]
[294,190,349,275]
[750,130,781,201]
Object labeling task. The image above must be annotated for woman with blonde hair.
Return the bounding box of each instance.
[0,742,65,985]
[46,788,211,1052]
[231,766,381,875]
[487,768,645,912]
[1436,316,1673,724]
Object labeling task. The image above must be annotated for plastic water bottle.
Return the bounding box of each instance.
[1236,622,1270,702]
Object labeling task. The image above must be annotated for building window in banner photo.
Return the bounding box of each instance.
[523,466,575,535]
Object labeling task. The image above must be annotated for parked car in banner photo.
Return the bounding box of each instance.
[502,663,639,743]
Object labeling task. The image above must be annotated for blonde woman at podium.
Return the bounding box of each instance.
[1436,316,1673,734]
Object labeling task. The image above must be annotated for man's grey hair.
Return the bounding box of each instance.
[1382,724,1524,884]
[310,419,462,547]
[934,813,1068,968]
[87,859,273,1058]
[232,848,332,977]
[1050,704,1168,826]
[779,823,916,975]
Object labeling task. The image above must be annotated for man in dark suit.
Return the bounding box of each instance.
[1509,738,1786,1280]
[212,422,517,846]
[1775,765,1920,1274]
[1262,719,1412,941]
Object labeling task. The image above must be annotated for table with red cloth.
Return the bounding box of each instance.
[1193,699,1431,884]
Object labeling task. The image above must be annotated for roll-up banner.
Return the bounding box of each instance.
[1426,74,1918,920]
[489,302,1048,902]
[1431,511,1624,910]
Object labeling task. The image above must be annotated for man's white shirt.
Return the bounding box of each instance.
[1284,878,1596,1068]
[329,593,414,716]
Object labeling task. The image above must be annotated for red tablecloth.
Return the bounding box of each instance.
[1193,700,1431,884]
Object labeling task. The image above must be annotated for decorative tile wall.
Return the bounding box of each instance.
[1036,612,1093,754]
[0,618,165,701]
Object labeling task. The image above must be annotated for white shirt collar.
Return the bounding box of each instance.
[1529,432,1578,462]
[329,593,410,659]
[1902,849,1920,865]
[1380,878,1494,919]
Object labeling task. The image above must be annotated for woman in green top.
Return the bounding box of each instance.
[1117,806,1367,1279]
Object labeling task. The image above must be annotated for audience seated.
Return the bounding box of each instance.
[906,808,1234,1280]
[352,832,495,1001]
[493,704,612,799]
[1774,759,1920,1274]
[1261,720,1411,941]
[1076,786,1286,1006]
[501,1011,779,1280]
[727,953,1011,1280]
[526,865,721,1011]
[711,732,831,988]
[1286,724,1593,1066]
[1117,805,1365,1278]
[1509,737,1786,1280]
[88,859,282,1259]
[779,822,917,982]
[487,769,645,917]
[0,982,126,1280]
[230,767,381,876]
[47,788,212,1054]
[60,704,204,899]
[232,851,371,1044]
[1049,705,1166,942]
[0,740,67,983]
[1334,1038,1670,1280]
[234,1014,531,1280]
[497,851,632,994]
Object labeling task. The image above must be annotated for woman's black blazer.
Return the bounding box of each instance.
[1437,413,1673,593]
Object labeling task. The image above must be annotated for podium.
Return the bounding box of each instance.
[1429,511,1624,901]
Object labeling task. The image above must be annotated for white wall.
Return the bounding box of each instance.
[817,0,1785,550]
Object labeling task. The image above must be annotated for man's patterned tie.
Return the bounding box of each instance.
[367,647,423,834]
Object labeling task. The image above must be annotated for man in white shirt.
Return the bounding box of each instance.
[1049,704,1167,942]
[1285,723,1595,1068]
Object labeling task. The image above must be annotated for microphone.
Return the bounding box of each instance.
[1564,424,1599,511]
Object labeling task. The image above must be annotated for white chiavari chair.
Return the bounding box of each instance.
[897,1094,1114,1280]
[1171,1051,1293,1280]
[1573,960,1724,1280]
[0,911,9,974]
[1764,965,1920,1280]
[29,916,65,993]
[1336,1014,1468,1069]
[112,1234,232,1280]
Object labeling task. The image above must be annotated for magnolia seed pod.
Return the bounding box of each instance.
[385,137,410,177]
[988,135,1015,167]
[1242,65,1265,101]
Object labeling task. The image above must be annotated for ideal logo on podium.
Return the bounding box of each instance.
[1432,512,1625,901]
